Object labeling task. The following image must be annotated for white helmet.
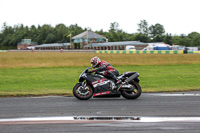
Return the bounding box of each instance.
[90,57,101,68]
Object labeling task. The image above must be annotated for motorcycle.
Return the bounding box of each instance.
[73,67,142,100]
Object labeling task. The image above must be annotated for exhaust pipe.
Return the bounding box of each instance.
[124,73,139,83]
[117,73,139,91]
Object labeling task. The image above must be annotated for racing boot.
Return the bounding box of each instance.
[113,75,122,85]
[113,78,122,91]
[116,79,122,85]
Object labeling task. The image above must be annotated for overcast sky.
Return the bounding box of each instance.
[0,0,200,35]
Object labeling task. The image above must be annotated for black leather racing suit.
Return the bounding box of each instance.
[93,60,119,81]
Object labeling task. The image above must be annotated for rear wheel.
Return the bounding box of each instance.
[121,81,142,99]
[73,83,93,100]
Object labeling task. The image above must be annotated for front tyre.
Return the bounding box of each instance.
[73,83,93,100]
[121,81,142,99]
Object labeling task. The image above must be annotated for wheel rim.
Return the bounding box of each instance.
[75,85,92,97]
[123,83,139,95]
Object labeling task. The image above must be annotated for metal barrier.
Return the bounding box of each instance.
[188,51,200,54]
[0,50,8,52]
[95,50,184,54]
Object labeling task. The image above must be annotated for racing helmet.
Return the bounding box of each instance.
[90,57,101,68]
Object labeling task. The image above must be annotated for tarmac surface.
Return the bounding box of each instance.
[0,91,200,133]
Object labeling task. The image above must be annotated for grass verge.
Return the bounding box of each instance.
[0,64,200,97]
[0,52,200,68]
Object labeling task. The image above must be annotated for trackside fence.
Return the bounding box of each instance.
[187,51,200,54]
[95,50,184,54]
[0,50,8,52]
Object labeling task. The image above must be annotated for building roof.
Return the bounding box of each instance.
[72,31,106,39]
[35,43,70,48]
[84,41,147,47]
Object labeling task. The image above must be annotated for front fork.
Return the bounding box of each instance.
[80,82,87,89]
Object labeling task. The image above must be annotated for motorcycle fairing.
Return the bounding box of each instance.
[93,90,121,98]
[123,72,136,77]
[85,74,111,93]
[93,91,111,96]
[123,72,140,83]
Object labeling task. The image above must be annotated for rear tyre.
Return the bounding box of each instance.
[73,83,93,100]
[121,81,142,99]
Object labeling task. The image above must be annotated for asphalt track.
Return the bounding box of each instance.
[0,91,200,133]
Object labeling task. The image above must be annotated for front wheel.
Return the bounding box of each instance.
[121,81,142,99]
[73,83,93,100]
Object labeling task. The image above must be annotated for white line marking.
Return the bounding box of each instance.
[1,116,200,123]
[138,117,200,122]
[146,93,200,96]
[0,116,74,122]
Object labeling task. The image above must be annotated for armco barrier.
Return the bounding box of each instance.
[0,50,8,52]
[188,51,200,54]
[95,50,183,54]
[194,51,200,54]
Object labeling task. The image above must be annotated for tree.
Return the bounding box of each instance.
[1,22,8,33]
[68,24,84,37]
[149,23,165,37]
[109,22,120,33]
[106,22,124,42]
[55,24,68,42]
[45,33,56,43]
[137,20,149,35]
[164,33,173,45]
[152,35,164,42]
[134,33,150,43]
[172,36,181,45]
[188,32,199,39]
[188,32,200,47]
[0,21,199,50]
[180,37,192,47]
[95,29,104,36]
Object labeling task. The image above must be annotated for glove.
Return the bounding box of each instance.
[89,69,95,73]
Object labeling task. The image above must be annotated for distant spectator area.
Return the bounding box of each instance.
[17,39,38,50]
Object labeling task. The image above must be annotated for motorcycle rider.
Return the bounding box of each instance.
[89,57,122,85]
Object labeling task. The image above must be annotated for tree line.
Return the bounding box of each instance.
[0,20,200,49]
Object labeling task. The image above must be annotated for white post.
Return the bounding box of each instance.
[70,33,72,49]
[87,30,89,45]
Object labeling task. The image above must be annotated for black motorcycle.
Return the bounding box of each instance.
[73,67,142,100]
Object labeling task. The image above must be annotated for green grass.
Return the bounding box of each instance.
[1,53,200,68]
[0,64,200,97]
